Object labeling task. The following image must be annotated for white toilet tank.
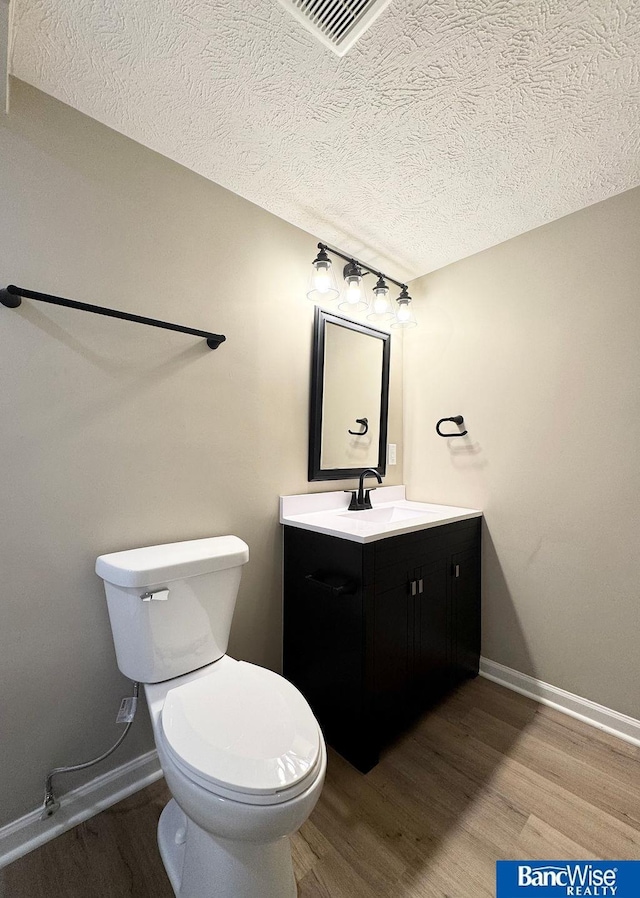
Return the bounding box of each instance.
[96,536,249,683]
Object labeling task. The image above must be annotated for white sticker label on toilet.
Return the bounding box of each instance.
[116,696,137,724]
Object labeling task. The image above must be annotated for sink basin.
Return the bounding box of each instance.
[339,506,430,524]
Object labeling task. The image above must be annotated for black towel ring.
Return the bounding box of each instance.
[436,415,467,437]
[348,417,369,436]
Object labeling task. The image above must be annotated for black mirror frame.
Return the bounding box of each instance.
[308,307,391,482]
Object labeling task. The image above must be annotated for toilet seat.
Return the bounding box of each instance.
[161,660,322,805]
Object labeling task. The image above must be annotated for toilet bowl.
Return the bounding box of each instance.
[146,656,326,898]
[96,536,326,898]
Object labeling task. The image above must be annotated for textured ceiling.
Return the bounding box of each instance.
[10,0,640,280]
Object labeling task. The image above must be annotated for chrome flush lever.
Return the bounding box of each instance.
[140,589,169,602]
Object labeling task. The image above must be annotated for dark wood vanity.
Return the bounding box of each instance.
[283,517,481,772]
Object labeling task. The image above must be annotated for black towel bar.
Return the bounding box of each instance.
[305,572,357,597]
[1,284,226,350]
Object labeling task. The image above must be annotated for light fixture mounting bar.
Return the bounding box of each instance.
[317,244,407,291]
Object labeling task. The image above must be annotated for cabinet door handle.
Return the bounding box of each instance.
[454,564,460,578]
[410,580,417,596]
[418,578,424,594]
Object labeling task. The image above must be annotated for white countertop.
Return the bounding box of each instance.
[280,486,482,544]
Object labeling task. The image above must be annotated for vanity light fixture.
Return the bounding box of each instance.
[308,243,417,329]
[391,286,417,328]
[367,276,393,323]
[306,246,340,302]
[338,261,369,313]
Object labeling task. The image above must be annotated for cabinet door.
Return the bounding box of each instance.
[372,579,411,731]
[283,527,367,757]
[451,547,481,680]
[412,559,449,707]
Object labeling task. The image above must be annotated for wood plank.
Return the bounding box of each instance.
[307,775,408,893]
[297,867,334,898]
[517,815,599,861]
[302,847,384,898]
[447,706,640,826]
[290,818,332,881]
[0,780,173,898]
[407,715,640,859]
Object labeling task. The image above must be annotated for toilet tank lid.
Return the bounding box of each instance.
[96,536,249,588]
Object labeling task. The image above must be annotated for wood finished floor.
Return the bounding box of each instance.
[2,677,639,897]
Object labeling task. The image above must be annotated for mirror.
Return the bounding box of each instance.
[309,307,390,481]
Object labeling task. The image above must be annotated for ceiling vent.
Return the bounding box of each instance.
[276,0,392,57]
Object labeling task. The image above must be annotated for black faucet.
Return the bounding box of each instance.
[345,468,383,511]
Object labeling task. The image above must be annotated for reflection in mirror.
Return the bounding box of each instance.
[322,323,382,469]
[309,308,390,482]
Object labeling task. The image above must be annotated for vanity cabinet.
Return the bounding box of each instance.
[283,518,481,772]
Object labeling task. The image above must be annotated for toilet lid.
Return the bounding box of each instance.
[161,661,321,796]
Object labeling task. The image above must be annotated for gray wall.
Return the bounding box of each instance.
[405,187,640,719]
[0,81,404,827]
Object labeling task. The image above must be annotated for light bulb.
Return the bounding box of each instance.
[307,247,339,302]
[346,277,362,304]
[313,261,331,293]
[367,277,394,322]
[397,301,410,322]
[338,261,369,314]
[373,289,389,314]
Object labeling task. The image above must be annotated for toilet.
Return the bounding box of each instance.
[96,535,326,898]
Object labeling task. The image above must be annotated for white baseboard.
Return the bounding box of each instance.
[479,657,640,748]
[0,749,162,870]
